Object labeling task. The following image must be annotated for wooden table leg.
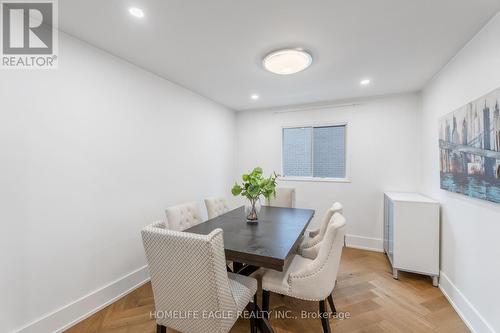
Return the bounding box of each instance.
[254,304,274,333]
[232,264,273,332]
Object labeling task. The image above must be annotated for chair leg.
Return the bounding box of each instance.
[262,290,270,318]
[319,300,331,333]
[156,324,166,333]
[327,293,337,315]
[250,294,257,333]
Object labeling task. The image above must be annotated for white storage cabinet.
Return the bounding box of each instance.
[383,192,440,286]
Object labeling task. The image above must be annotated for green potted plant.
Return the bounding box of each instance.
[231,167,278,222]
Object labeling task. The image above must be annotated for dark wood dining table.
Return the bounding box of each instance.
[185,205,315,333]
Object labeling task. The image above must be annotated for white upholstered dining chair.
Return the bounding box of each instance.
[204,197,231,219]
[165,202,203,231]
[299,202,343,259]
[261,213,346,333]
[141,222,258,333]
[263,187,296,208]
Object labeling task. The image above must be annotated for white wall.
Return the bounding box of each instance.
[420,12,500,333]
[0,33,235,333]
[235,93,421,251]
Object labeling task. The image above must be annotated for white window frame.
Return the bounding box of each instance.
[280,121,350,183]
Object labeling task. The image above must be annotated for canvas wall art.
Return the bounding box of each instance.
[439,87,500,203]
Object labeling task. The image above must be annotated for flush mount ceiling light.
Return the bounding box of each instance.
[250,94,260,100]
[263,48,312,75]
[129,7,145,18]
[360,79,371,86]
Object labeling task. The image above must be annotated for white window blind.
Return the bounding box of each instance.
[282,125,346,179]
[282,127,312,177]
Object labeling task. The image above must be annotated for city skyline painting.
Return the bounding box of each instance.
[439,87,500,203]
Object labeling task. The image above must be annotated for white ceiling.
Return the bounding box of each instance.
[59,0,500,111]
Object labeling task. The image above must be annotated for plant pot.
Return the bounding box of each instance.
[245,198,261,222]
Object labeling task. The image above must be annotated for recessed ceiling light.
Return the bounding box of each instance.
[263,48,312,75]
[360,79,371,86]
[251,94,260,100]
[129,7,144,18]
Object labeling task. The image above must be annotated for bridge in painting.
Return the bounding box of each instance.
[439,140,500,159]
[440,124,500,159]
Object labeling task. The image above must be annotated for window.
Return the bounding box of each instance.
[282,124,346,180]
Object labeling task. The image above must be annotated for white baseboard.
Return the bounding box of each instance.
[345,234,383,252]
[15,265,150,333]
[439,271,495,333]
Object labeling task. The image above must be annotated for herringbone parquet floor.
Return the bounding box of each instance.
[65,248,469,333]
